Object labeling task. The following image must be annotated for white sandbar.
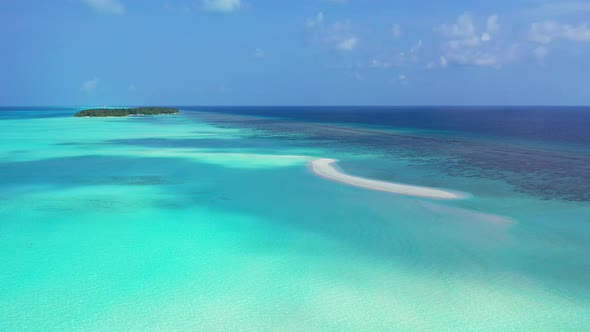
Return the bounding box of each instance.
[310,158,464,200]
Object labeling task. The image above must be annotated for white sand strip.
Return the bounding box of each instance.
[310,158,465,200]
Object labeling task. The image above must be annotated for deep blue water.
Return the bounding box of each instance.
[182,106,590,145]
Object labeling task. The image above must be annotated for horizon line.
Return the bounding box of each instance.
[1,105,590,108]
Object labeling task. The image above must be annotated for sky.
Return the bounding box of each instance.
[1,0,590,106]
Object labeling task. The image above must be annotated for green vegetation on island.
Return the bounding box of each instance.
[74,107,180,117]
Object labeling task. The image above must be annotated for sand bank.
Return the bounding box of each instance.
[310,158,465,200]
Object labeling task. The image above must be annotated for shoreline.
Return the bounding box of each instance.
[310,158,465,200]
[78,113,180,118]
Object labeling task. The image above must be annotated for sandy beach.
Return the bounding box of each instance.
[310,158,464,200]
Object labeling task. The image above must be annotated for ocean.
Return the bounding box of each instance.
[1,106,589,330]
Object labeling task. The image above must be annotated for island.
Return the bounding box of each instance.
[74,107,180,117]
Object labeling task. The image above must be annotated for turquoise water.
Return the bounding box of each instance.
[1,108,590,331]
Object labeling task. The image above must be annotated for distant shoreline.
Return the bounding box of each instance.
[74,107,180,117]
[310,158,465,200]
[76,114,179,118]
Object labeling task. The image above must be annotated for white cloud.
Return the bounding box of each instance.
[392,24,402,38]
[202,0,241,12]
[438,14,477,39]
[81,78,100,92]
[368,59,393,69]
[82,0,125,15]
[164,3,194,15]
[306,12,325,28]
[529,21,556,44]
[436,13,514,68]
[410,40,423,53]
[364,39,423,69]
[534,46,548,59]
[487,15,500,34]
[425,56,448,70]
[526,2,590,17]
[254,48,265,58]
[398,74,408,85]
[529,21,590,44]
[317,11,325,23]
[337,37,358,51]
[306,12,359,52]
[437,13,500,45]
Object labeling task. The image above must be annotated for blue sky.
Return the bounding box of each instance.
[1,0,590,106]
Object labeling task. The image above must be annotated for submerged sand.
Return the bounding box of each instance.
[311,158,464,200]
